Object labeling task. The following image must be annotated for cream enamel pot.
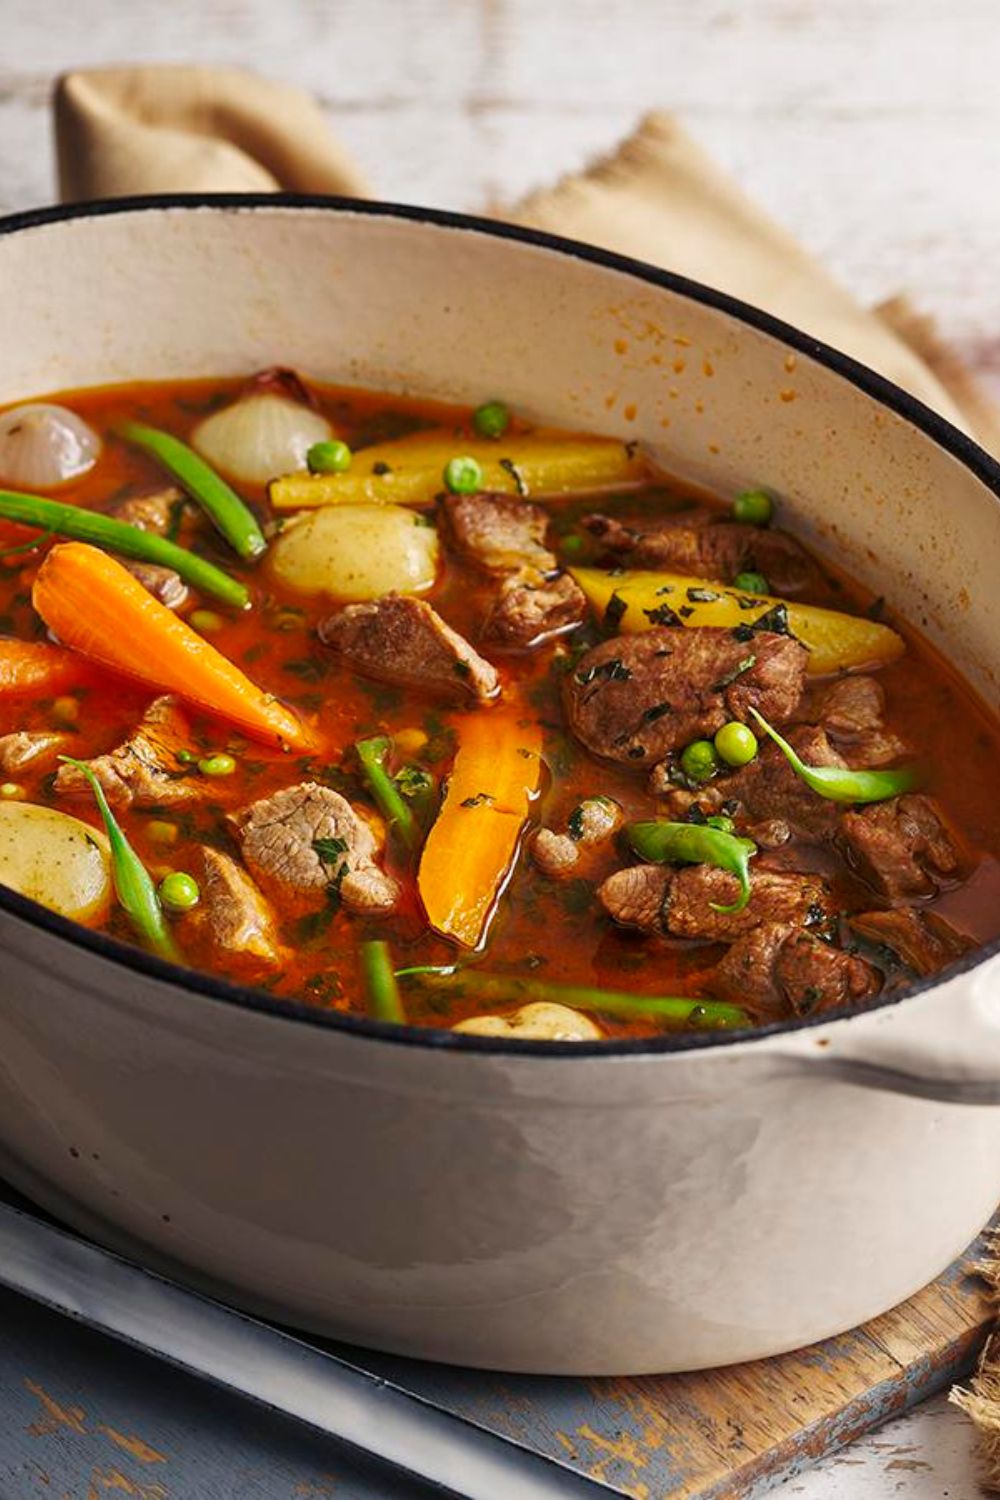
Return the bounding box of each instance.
[0,197,999,1377]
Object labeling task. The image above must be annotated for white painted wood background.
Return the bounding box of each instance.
[0,1,997,1495]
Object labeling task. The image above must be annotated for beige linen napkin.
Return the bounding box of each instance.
[51,64,1000,1477]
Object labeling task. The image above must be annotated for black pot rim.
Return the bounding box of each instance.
[0,190,997,1060]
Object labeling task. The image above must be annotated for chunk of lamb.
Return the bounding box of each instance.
[110,485,188,608]
[232,781,399,916]
[483,571,586,648]
[319,594,499,703]
[185,847,284,971]
[0,730,72,774]
[565,626,807,765]
[690,725,846,843]
[532,795,624,878]
[582,509,825,596]
[123,561,189,611]
[598,863,828,940]
[849,907,972,977]
[816,676,909,767]
[712,922,880,1018]
[54,696,199,808]
[441,492,556,574]
[839,794,960,900]
[110,485,182,534]
[442,491,585,646]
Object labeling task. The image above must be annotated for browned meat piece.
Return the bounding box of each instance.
[839,794,960,900]
[598,862,828,939]
[110,485,183,534]
[721,726,847,842]
[185,847,284,971]
[532,829,580,877]
[483,570,586,647]
[233,781,399,916]
[532,795,624,878]
[582,509,824,595]
[849,907,973,976]
[817,676,910,768]
[712,921,880,1018]
[109,487,188,606]
[319,594,499,703]
[55,697,199,808]
[664,865,829,941]
[0,730,72,774]
[773,930,880,1013]
[597,863,670,931]
[564,627,807,765]
[441,492,556,574]
[122,560,189,610]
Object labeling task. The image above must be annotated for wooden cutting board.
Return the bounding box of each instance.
[354,1221,996,1499]
[2,1212,994,1499]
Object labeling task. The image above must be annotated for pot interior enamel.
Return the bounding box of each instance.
[0,198,998,1375]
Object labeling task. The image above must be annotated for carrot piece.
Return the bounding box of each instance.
[418,708,542,949]
[0,639,91,695]
[32,543,313,751]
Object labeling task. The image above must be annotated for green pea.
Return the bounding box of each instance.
[714,721,758,768]
[198,752,237,777]
[707,814,735,834]
[158,871,201,913]
[307,440,353,474]
[472,400,510,440]
[733,570,769,595]
[188,608,224,634]
[147,819,178,846]
[732,488,774,526]
[176,749,198,765]
[0,782,22,799]
[444,456,483,495]
[680,739,720,783]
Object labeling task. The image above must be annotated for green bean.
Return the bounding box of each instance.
[360,939,406,1023]
[627,819,757,913]
[356,736,418,849]
[749,708,921,803]
[118,421,267,561]
[393,763,438,830]
[60,757,180,962]
[0,489,248,608]
[397,967,748,1031]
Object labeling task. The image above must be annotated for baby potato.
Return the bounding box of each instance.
[0,802,111,924]
[270,503,439,601]
[454,1002,602,1041]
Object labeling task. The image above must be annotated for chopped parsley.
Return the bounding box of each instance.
[603,591,628,630]
[643,602,683,627]
[313,835,349,864]
[712,654,757,691]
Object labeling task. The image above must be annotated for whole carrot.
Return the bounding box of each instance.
[33,543,313,752]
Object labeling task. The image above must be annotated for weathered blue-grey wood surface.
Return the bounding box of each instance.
[0,1215,992,1500]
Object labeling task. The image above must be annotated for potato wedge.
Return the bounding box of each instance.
[270,503,439,601]
[570,568,905,676]
[270,431,647,510]
[0,801,111,923]
[454,1002,601,1040]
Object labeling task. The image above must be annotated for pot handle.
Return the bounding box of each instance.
[765,957,1000,1104]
